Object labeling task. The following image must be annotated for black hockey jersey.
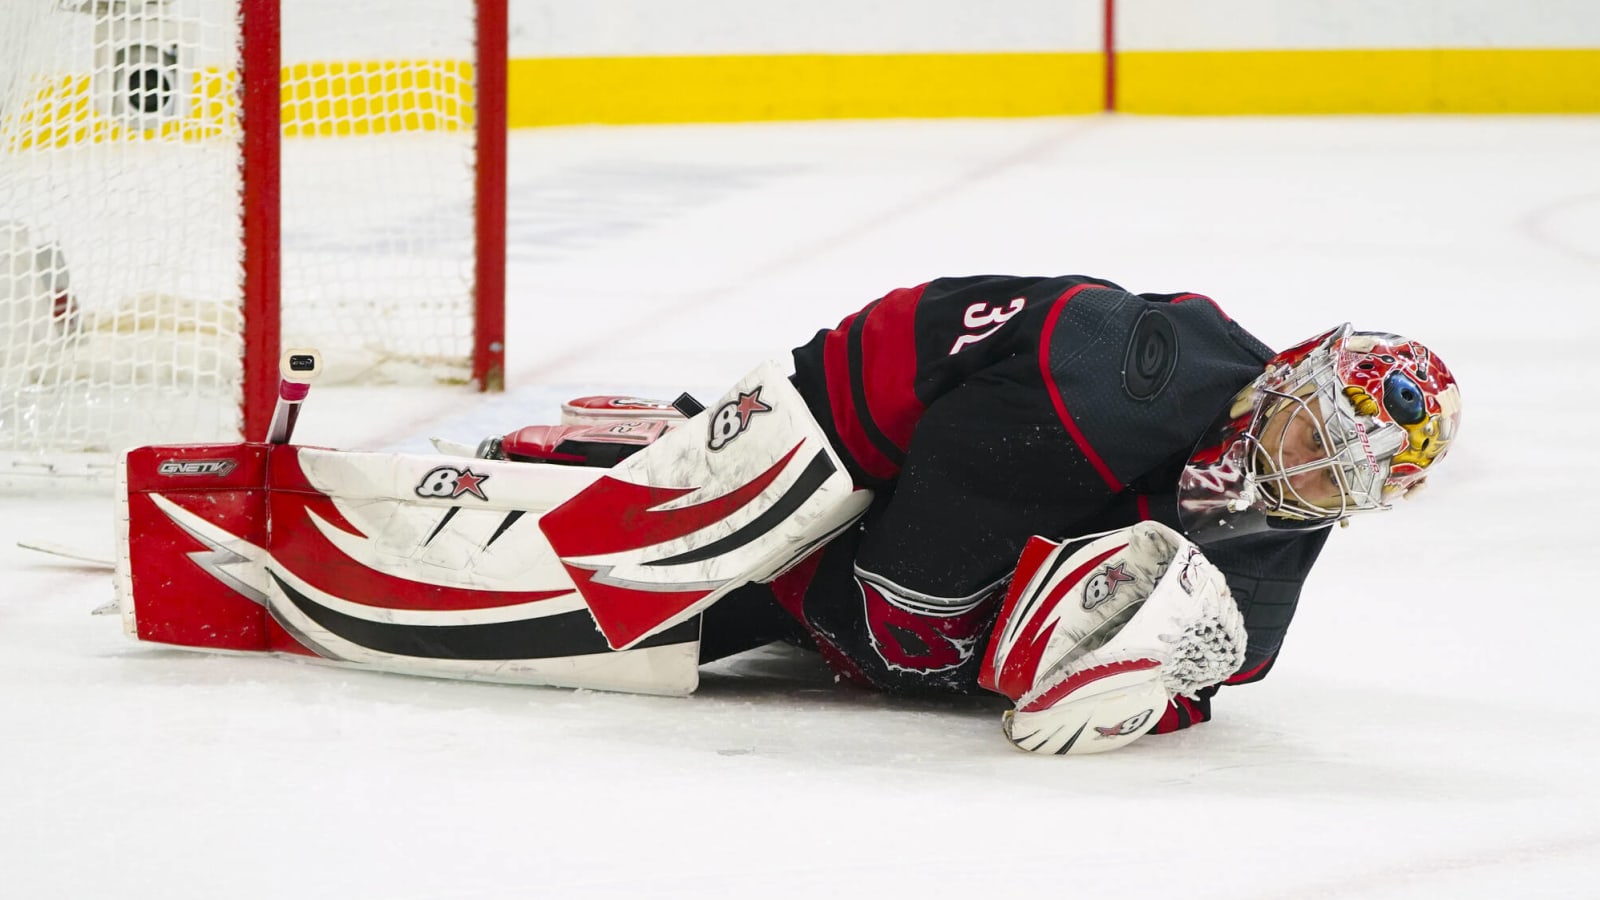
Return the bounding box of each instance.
[767,275,1331,701]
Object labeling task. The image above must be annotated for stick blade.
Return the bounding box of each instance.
[17,540,114,570]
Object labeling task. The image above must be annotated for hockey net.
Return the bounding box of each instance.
[0,0,505,476]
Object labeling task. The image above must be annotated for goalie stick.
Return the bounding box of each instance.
[264,349,322,444]
[16,540,114,569]
[428,437,478,458]
[15,541,117,616]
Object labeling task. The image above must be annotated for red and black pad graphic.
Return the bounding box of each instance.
[269,571,697,660]
[125,443,706,693]
[144,475,595,656]
[267,493,572,613]
[542,443,838,650]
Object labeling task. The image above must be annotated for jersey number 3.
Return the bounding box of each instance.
[948,298,1025,355]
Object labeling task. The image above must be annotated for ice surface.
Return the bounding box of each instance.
[5,116,1600,899]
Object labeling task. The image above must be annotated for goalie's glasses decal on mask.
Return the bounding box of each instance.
[1178,324,1461,541]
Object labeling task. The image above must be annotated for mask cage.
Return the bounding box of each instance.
[1243,360,1391,522]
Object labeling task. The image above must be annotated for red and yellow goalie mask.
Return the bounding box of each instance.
[1178,324,1462,541]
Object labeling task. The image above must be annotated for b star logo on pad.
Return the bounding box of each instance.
[708,386,775,451]
[1081,562,1135,611]
[733,388,772,429]
[416,465,491,502]
[450,468,490,500]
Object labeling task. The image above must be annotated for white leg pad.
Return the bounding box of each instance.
[540,358,872,650]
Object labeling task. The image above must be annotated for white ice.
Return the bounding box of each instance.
[5,115,1599,899]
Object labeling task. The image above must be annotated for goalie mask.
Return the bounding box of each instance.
[1178,324,1462,541]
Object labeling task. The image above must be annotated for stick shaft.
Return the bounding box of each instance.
[265,379,310,444]
[264,349,321,444]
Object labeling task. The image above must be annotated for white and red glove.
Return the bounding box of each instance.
[978,521,1246,755]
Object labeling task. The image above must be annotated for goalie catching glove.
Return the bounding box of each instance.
[978,521,1246,755]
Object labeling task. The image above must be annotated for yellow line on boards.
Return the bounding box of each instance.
[505,53,1105,126]
[7,47,1595,148]
[1117,48,1600,114]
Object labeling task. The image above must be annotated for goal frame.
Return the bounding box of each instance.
[238,0,508,443]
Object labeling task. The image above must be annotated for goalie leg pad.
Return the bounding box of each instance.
[540,358,873,650]
[118,443,702,696]
[979,521,1247,755]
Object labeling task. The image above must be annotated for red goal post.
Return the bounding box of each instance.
[1,0,507,476]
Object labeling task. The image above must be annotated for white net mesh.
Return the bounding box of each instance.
[1,0,482,472]
[1,1,245,464]
[279,2,478,385]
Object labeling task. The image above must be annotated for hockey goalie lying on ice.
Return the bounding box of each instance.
[116,274,1463,755]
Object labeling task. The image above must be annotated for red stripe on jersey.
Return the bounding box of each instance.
[1038,284,1124,491]
[1136,494,1151,521]
[858,284,928,452]
[823,311,900,481]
